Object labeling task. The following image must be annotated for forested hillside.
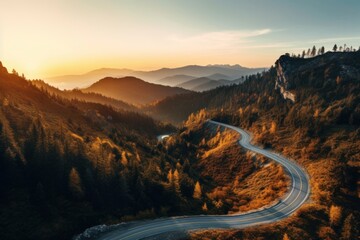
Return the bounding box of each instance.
[0,62,204,240]
[1,50,359,240]
[83,76,191,105]
[150,51,360,239]
[31,80,136,111]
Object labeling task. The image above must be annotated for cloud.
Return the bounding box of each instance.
[168,29,272,49]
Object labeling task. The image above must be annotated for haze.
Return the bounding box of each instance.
[1,0,359,79]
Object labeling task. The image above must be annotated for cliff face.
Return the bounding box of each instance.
[275,51,360,102]
[275,57,296,102]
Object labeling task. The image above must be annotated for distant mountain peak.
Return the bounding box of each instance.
[206,64,244,69]
[84,76,191,105]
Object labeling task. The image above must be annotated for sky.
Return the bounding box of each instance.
[1,0,360,78]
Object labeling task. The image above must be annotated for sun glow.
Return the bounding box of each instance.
[1,0,359,78]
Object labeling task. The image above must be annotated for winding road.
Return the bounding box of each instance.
[96,120,310,240]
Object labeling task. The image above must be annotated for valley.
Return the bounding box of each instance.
[1,2,360,239]
[1,50,359,240]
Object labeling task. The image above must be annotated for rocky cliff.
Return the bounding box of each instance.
[275,51,360,102]
[275,56,296,102]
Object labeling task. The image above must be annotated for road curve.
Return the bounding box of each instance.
[96,120,310,240]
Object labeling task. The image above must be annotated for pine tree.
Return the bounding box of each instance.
[333,44,338,52]
[311,45,317,57]
[320,46,325,54]
[307,48,311,56]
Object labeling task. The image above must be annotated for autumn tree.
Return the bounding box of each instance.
[270,121,277,133]
[193,181,202,199]
[69,167,83,199]
[329,205,342,226]
[173,169,181,193]
[121,151,128,166]
[167,169,173,183]
[202,202,208,211]
[313,109,320,118]
[283,233,290,240]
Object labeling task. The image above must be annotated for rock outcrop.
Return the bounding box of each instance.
[275,51,360,102]
[275,56,296,102]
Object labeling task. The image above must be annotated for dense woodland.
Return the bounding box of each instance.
[150,51,360,239]
[1,50,359,240]
[0,63,210,240]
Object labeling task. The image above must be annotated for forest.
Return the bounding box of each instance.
[151,51,360,239]
[1,50,359,240]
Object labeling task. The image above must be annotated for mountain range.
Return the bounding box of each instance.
[1,51,359,240]
[44,65,265,90]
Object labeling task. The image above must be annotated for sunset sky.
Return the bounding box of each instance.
[1,0,359,79]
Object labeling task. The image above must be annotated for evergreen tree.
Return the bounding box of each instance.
[333,44,338,52]
[311,45,317,57]
[320,46,325,54]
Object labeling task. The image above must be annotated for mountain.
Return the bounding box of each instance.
[157,74,196,86]
[31,80,136,111]
[205,73,233,80]
[175,75,245,92]
[2,51,360,240]
[0,61,206,240]
[44,65,265,90]
[2,60,268,240]
[137,65,265,82]
[192,79,229,92]
[146,51,360,239]
[149,52,360,124]
[177,77,216,90]
[45,68,134,89]
[82,76,191,105]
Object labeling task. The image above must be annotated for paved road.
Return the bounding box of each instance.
[97,120,310,240]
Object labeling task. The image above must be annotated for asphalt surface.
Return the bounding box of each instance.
[97,120,310,240]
